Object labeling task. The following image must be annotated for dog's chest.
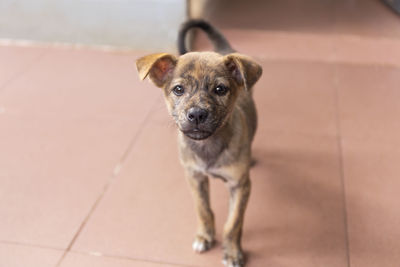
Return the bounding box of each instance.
[188,138,227,169]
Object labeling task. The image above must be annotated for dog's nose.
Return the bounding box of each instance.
[187,107,208,124]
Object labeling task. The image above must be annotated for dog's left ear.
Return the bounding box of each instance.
[224,53,262,90]
[136,53,177,88]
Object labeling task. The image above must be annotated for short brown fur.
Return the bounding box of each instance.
[136,33,261,267]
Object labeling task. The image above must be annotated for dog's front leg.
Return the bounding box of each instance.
[223,175,251,267]
[185,169,215,253]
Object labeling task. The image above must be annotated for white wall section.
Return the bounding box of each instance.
[0,0,188,51]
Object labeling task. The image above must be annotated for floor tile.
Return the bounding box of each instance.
[0,115,137,248]
[0,48,159,120]
[60,252,182,267]
[0,47,159,248]
[0,243,62,267]
[341,137,400,267]
[336,63,400,267]
[0,46,46,90]
[204,0,400,39]
[245,127,348,267]
[194,28,400,69]
[333,35,400,68]
[72,98,348,267]
[193,30,335,63]
[204,0,335,34]
[336,64,400,140]
[254,60,337,136]
[333,0,400,39]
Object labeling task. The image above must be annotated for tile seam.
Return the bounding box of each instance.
[54,96,162,267]
[255,56,400,70]
[332,64,351,267]
[0,49,48,94]
[0,239,64,252]
[332,11,351,264]
[69,250,198,267]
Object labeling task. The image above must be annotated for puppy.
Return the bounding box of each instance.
[136,20,262,267]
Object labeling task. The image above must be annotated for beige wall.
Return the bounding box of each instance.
[0,0,188,52]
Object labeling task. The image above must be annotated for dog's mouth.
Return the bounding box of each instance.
[182,128,213,140]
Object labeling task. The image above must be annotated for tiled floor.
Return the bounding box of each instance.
[1,0,400,266]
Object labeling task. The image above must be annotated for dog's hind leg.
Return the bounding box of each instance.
[185,170,215,253]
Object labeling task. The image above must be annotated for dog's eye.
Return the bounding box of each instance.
[214,85,228,96]
[172,85,185,96]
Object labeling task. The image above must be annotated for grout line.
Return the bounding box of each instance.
[332,64,351,267]
[255,56,400,70]
[55,96,162,267]
[255,126,338,139]
[332,9,351,262]
[54,182,111,266]
[0,49,48,94]
[0,240,64,252]
[113,95,163,165]
[69,250,198,267]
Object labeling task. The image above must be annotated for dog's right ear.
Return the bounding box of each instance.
[136,53,177,88]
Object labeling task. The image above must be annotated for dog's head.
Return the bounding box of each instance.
[136,51,262,140]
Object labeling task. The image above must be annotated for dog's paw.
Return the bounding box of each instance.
[222,251,244,267]
[192,235,214,253]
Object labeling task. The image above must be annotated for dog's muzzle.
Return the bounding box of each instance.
[181,107,214,140]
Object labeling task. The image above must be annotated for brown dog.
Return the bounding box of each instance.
[136,20,262,267]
